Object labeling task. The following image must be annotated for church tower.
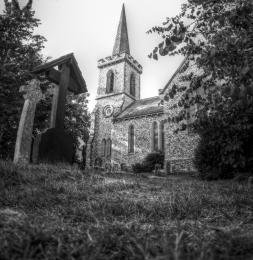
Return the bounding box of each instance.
[86,4,142,169]
[96,4,142,107]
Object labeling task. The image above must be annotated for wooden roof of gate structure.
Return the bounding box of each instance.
[32,53,87,94]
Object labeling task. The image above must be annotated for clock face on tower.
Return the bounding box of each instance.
[103,105,114,118]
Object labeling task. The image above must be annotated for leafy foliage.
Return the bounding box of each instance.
[132,152,164,173]
[149,0,253,178]
[194,101,253,179]
[0,0,46,159]
[65,92,90,163]
[132,162,146,173]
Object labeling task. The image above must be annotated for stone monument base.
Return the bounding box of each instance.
[32,128,74,164]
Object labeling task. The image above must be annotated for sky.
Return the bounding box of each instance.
[1,0,186,110]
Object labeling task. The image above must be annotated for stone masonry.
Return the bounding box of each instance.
[159,59,202,173]
[112,115,166,166]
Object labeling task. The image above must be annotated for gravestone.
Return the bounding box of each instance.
[14,79,43,164]
[36,128,74,164]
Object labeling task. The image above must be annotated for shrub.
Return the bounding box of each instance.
[143,152,164,168]
[132,152,164,173]
[132,163,145,173]
[194,108,253,180]
[120,163,127,171]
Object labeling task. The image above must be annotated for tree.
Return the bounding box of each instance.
[0,0,46,159]
[0,1,91,163]
[65,92,90,164]
[148,0,253,178]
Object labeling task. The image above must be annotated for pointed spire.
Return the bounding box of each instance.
[112,4,130,56]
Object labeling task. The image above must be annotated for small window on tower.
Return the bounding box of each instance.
[107,138,112,157]
[130,73,135,97]
[159,121,165,152]
[152,122,158,152]
[102,139,106,157]
[106,70,114,93]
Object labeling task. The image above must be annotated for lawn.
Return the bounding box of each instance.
[0,161,253,260]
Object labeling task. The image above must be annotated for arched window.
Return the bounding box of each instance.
[102,139,106,157]
[130,73,135,97]
[106,70,114,93]
[159,121,165,152]
[107,138,112,157]
[152,122,158,152]
[128,125,134,153]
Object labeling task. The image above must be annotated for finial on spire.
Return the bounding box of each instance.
[112,4,130,56]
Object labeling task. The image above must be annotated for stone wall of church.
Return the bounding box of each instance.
[112,114,165,168]
[161,60,200,173]
[164,123,199,173]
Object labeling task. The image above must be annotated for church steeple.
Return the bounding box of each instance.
[97,4,142,100]
[112,4,130,56]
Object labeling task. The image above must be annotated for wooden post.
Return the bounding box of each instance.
[50,64,70,129]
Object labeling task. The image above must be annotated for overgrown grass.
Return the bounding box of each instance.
[0,160,253,259]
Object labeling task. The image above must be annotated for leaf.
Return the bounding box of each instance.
[158,41,164,48]
[153,47,158,54]
[210,48,216,57]
[153,53,158,60]
[241,65,250,75]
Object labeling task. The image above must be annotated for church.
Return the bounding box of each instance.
[86,5,198,173]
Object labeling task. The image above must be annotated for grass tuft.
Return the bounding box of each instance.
[0,160,26,188]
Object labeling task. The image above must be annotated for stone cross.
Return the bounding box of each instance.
[14,79,44,164]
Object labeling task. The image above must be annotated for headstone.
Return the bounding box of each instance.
[31,134,41,163]
[154,163,161,175]
[94,157,102,167]
[35,128,74,164]
[105,163,112,173]
[14,79,43,164]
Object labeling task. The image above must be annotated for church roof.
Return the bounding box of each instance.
[159,56,188,94]
[112,4,130,55]
[115,96,163,120]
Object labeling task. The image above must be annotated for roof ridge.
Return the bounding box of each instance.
[115,96,163,120]
[139,96,160,102]
[160,55,189,94]
[114,99,136,118]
